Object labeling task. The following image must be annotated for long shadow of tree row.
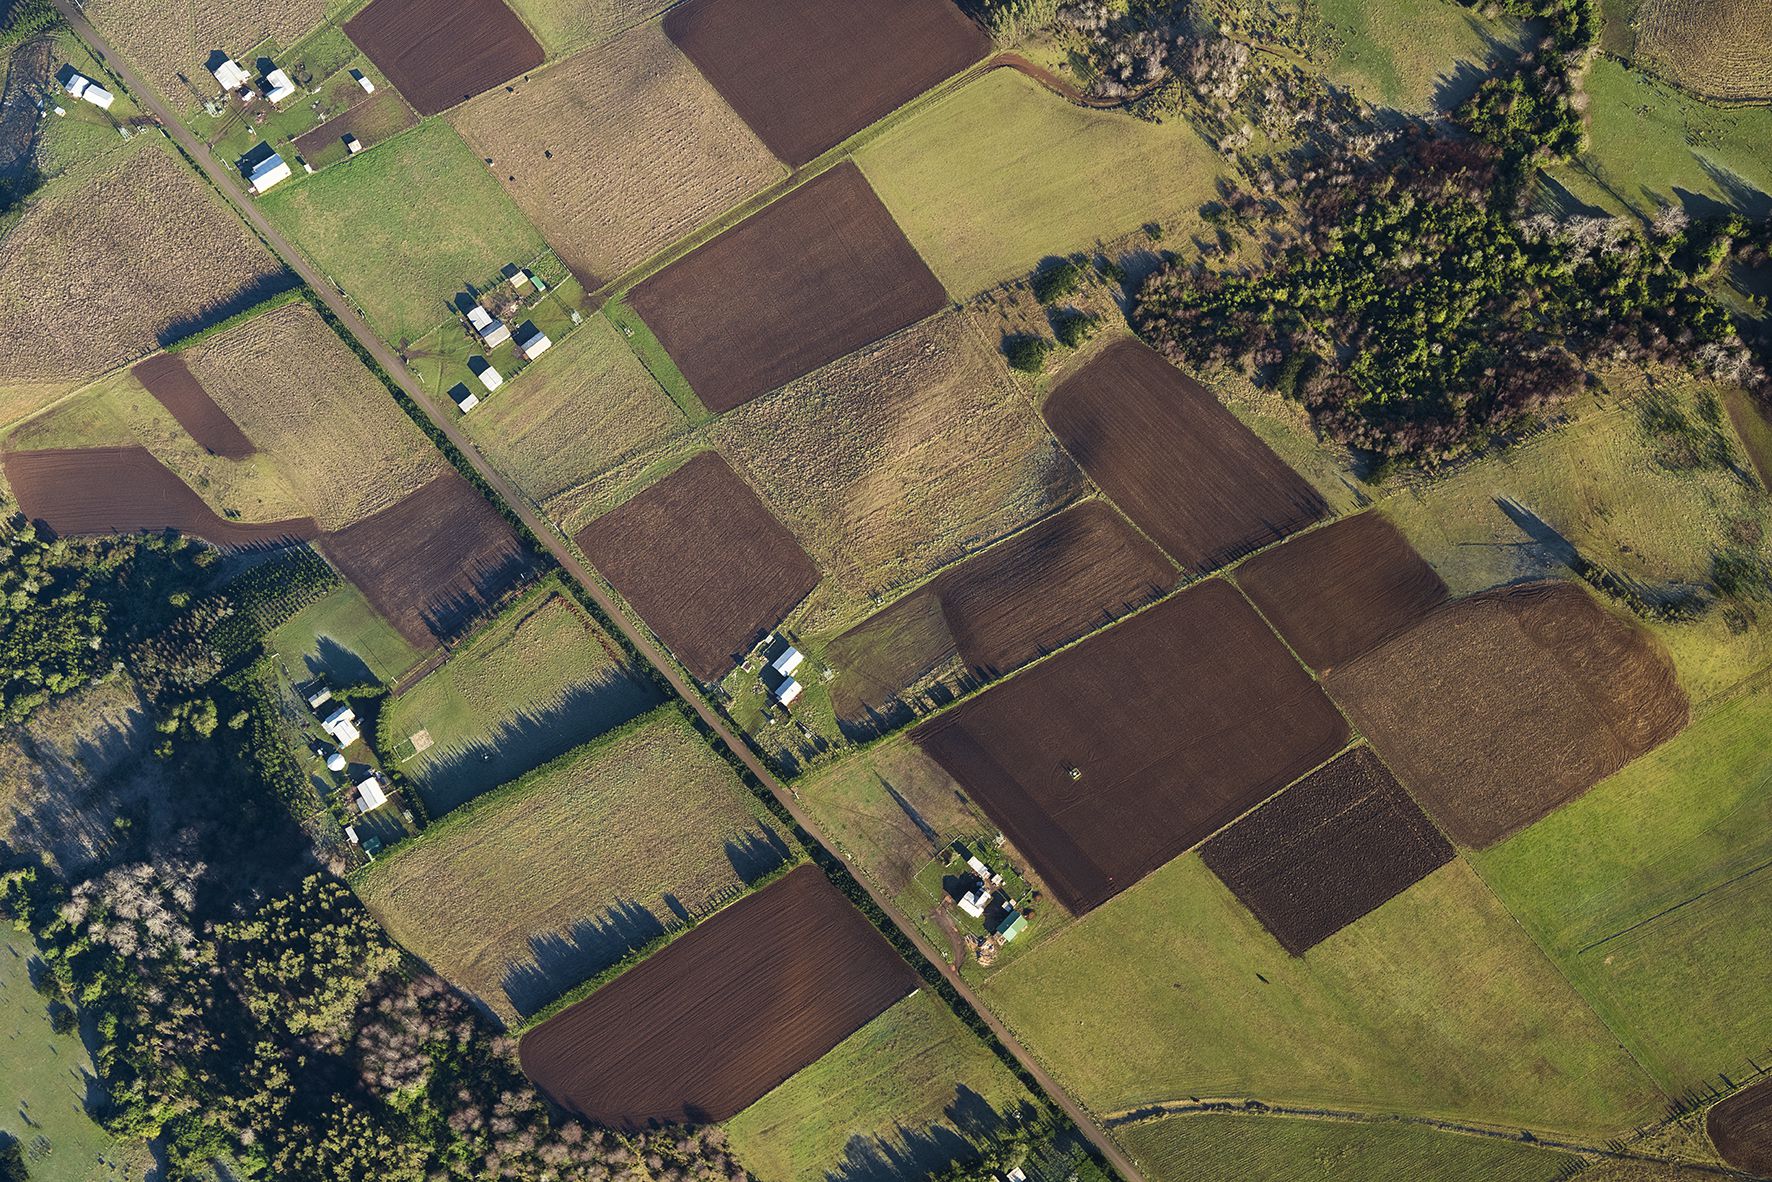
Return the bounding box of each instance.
[827,1090,1037,1182]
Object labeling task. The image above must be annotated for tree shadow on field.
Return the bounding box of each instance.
[825,1090,1034,1182]
[724,825,793,885]
[156,271,301,348]
[501,897,668,1019]
[299,635,377,687]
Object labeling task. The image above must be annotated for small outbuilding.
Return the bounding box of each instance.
[344,133,363,155]
[515,325,551,361]
[306,686,333,710]
[63,73,114,110]
[263,68,297,104]
[355,775,388,813]
[321,703,360,747]
[476,363,503,392]
[350,68,375,93]
[770,646,805,678]
[957,886,989,919]
[995,910,1027,942]
[466,304,510,348]
[247,153,291,194]
[775,676,803,707]
[212,57,251,92]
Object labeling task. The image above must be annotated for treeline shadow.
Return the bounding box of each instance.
[724,825,793,885]
[414,548,539,648]
[412,670,663,817]
[502,897,670,1019]
[826,1090,1036,1182]
[154,270,302,348]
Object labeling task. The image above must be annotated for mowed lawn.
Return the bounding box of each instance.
[726,990,1032,1182]
[356,709,790,1024]
[980,855,1664,1137]
[1117,1112,1576,1182]
[259,119,548,345]
[269,581,428,685]
[464,312,690,506]
[856,69,1226,296]
[383,587,660,816]
[1473,682,1772,1094]
[1316,0,1518,112]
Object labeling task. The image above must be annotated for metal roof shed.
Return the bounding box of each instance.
[771,646,804,677]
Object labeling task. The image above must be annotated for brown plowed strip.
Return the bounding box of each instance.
[1708,1079,1772,1176]
[1234,511,1448,673]
[574,452,820,682]
[1200,747,1454,955]
[517,864,917,1128]
[345,0,543,116]
[1328,581,1689,848]
[913,579,1350,915]
[627,161,949,413]
[130,354,256,459]
[319,468,532,648]
[1044,340,1328,575]
[664,0,992,167]
[4,446,316,548]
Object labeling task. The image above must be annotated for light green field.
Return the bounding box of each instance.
[269,581,427,685]
[259,119,548,345]
[355,709,788,1023]
[1316,0,1518,111]
[1551,59,1772,220]
[1117,1112,1575,1182]
[503,0,667,57]
[464,312,688,505]
[855,69,1228,297]
[382,586,659,816]
[726,990,1033,1182]
[1474,681,1772,1095]
[981,856,1664,1137]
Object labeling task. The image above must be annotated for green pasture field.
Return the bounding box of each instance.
[382,583,659,817]
[1116,1112,1576,1182]
[462,311,689,506]
[269,581,427,685]
[980,856,1664,1137]
[30,28,140,179]
[855,69,1227,297]
[725,990,1034,1182]
[1315,0,1518,111]
[1727,387,1772,487]
[354,708,789,1024]
[407,273,588,404]
[259,119,548,345]
[603,298,706,422]
[1473,680,1772,1095]
[1550,59,1772,221]
[503,0,668,59]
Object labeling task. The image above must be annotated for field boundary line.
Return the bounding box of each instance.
[1577,851,1772,955]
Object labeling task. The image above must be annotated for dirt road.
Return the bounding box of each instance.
[51,8,1144,1180]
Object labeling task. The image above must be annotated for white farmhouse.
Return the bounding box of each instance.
[466,304,510,348]
[212,57,251,92]
[515,326,551,361]
[957,886,989,919]
[355,775,388,813]
[770,646,805,678]
[63,73,114,110]
[247,153,291,194]
[263,67,297,104]
[476,363,504,392]
[321,703,360,747]
[774,676,803,707]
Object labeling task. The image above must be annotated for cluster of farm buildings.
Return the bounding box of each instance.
[208,52,377,194]
[457,269,552,411]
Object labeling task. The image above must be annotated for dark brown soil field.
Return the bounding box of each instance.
[913,579,1350,915]
[626,162,949,413]
[517,864,917,1128]
[1327,581,1688,848]
[344,0,543,116]
[319,469,532,647]
[1200,746,1453,955]
[574,452,820,682]
[830,501,1176,732]
[1234,511,1449,672]
[1708,1080,1772,1176]
[130,354,255,459]
[663,0,991,167]
[1043,340,1328,574]
[4,447,317,548]
[289,90,417,169]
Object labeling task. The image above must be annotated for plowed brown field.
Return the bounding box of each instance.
[130,354,255,459]
[1708,1080,1772,1175]
[830,502,1175,734]
[1200,747,1453,955]
[1043,340,1328,574]
[1235,511,1448,672]
[664,0,991,167]
[627,162,949,413]
[5,447,317,548]
[1328,581,1689,848]
[913,579,1350,915]
[319,470,532,647]
[345,0,543,116]
[574,452,820,682]
[517,864,917,1128]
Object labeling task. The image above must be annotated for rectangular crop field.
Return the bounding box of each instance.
[1234,511,1448,673]
[1200,746,1453,955]
[290,90,418,171]
[259,119,548,345]
[319,469,533,647]
[345,0,543,115]
[357,711,787,1022]
[0,141,288,403]
[518,863,918,1126]
[663,0,991,167]
[712,309,1082,625]
[384,588,660,816]
[829,501,1174,733]
[1044,340,1328,574]
[130,354,255,458]
[857,69,1228,296]
[450,23,782,285]
[913,579,1350,915]
[1328,581,1688,848]
[627,162,949,413]
[575,452,819,682]
[1708,1081,1772,1176]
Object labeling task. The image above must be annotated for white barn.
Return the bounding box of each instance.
[466,304,511,348]
[212,57,251,92]
[264,68,297,103]
[248,153,291,194]
[515,326,551,361]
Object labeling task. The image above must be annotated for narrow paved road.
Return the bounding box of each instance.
[54,8,1144,1179]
